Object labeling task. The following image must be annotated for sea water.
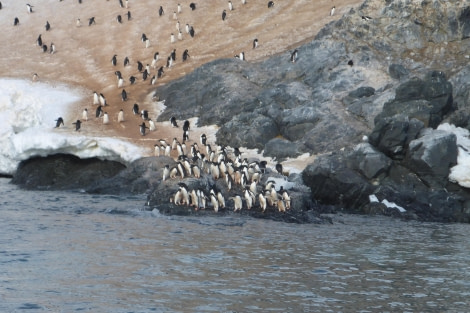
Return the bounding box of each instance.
[1,178,469,313]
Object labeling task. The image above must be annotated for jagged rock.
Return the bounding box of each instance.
[263,138,302,161]
[389,64,409,80]
[369,115,424,159]
[404,128,458,188]
[348,143,392,180]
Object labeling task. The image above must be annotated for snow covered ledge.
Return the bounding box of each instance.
[0,79,144,176]
[438,123,470,188]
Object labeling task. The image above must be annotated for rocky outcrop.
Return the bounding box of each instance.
[11,0,470,223]
[11,154,126,190]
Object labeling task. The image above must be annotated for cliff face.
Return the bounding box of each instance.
[11,0,470,222]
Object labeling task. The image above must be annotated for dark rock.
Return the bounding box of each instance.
[263,138,302,161]
[404,129,457,188]
[389,64,409,80]
[348,86,376,98]
[11,154,126,190]
[347,143,392,180]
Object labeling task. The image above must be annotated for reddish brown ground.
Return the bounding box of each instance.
[0,0,362,169]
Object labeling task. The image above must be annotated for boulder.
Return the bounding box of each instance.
[404,129,458,188]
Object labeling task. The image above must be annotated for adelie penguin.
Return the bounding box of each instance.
[121,89,128,101]
[45,21,51,31]
[139,122,148,136]
[111,55,117,66]
[170,116,178,127]
[182,49,190,62]
[159,6,164,16]
[189,3,196,10]
[26,4,33,13]
[267,1,274,8]
[123,56,130,66]
[88,17,96,26]
[222,10,227,21]
[37,35,43,47]
[253,38,258,49]
[129,76,137,84]
[116,15,122,23]
[95,105,103,118]
[132,103,139,115]
[73,120,82,131]
[290,49,298,63]
[14,17,20,26]
[54,117,64,128]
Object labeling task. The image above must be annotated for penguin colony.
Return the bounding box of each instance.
[3,0,346,212]
[161,129,292,213]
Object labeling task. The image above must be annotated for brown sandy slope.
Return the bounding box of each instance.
[0,0,362,168]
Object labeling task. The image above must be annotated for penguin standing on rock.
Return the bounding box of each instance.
[290,49,298,63]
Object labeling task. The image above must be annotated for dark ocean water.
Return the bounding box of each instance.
[1,178,469,313]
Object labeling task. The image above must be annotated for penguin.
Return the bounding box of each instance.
[222,10,227,21]
[170,33,175,43]
[150,75,157,85]
[157,66,164,78]
[183,130,189,142]
[99,93,107,106]
[189,3,196,10]
[170,116,178,127]
[290,49,298,63]
[163,165,170,181]
[121,56,129,67]
[183,120,190,132]
[159,6,164,16]
[141,33,147,43]
[32,73,39,82]
[45,21,51,31]
[49,43,55,54]
[259,193,267,212]
[185,23,190,34]
[253,38,258,49]
[118,77,124,88]
[232,195,243,212]
[116,15,122,23]
[153,51,160,61]
[200,133,207,145]
[132,103,139,115]
[330,6,335,16]
[119,0,124,8]
[118,109,125,122]
[145,39,150,48]
[141,110,149,120]
[115,70,122,79]
[178,31,183,41]
[88,17,96,26]
[229,1,234,11]
[42,44,48,53]
[26,4,33,13]
[54,117,64,128]
[103,112,109,124]
[95,105,103,118]
[171,49,176,61]
[121,89,128,101]
[241,0,246,4]
[0,2,2,10]
[111,55,117,66]
[127,11,131,21]
[275,163,283,175]
[73,120,82,131]
[142,70,148,81]
[140,122,148,136]
[173,11,177,20]
[210,194,219,212]
[93,91,99,105]
[177,3,182,13]
[189,26,195,37]
[348,60,354,66]
[166,56,173,68]
[149,119,156,131]
[125,0,129,9]
[267,1,274,8]
[129,76,137,84]
[182,49,190,62]
[37,35,42,47]
[76,18,81,27]
[82,108,88,121]
[239,52,245,61]
[176,20,180,32]
[361,15,372,21]
[14,17,20,26]
[137,61,143,72]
